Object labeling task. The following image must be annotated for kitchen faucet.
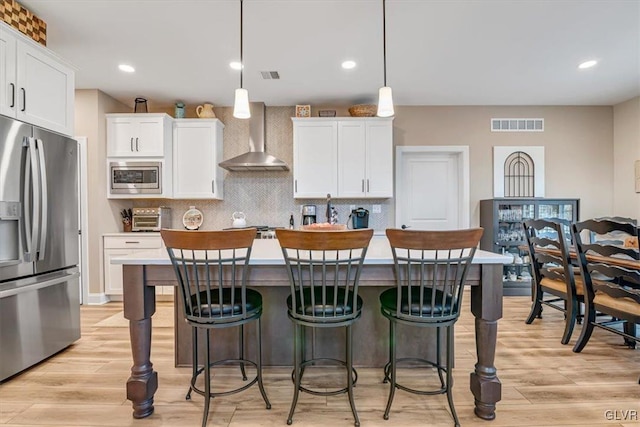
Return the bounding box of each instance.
[326,193,331,223]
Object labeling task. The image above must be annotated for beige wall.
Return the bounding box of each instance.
[392,106,614,225]
[613,96,640,219]
[75,90,129,297]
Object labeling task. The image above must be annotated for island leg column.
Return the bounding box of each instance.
[470,263,503,420]
[122,265,157,418]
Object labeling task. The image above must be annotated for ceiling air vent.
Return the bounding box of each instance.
[260,71,280,80]
[491,118,544,132]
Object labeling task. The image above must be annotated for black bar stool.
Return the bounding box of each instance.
[276,228,374,427]
[380,228,483,427]
[162,229,271,427]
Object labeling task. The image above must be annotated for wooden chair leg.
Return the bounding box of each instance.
[526,290,543,324]
[561,298,578,345]
[573,307,596,353]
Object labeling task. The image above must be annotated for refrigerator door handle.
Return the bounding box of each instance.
[35,139,48,260]
[21,138,39,262]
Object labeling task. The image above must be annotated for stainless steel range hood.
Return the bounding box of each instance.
[219,102,289,171]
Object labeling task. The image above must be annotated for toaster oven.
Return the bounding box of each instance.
[131,207,171,232]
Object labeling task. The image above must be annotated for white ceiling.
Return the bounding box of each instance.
[20,0,640,108]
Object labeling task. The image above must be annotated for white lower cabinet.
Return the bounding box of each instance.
[102,234,172,299]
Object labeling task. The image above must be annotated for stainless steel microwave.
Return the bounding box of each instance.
[109,161,162,194]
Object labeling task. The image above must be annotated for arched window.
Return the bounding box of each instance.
[504,151,534,197]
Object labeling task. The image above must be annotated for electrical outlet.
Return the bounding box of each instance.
[349,205,356,211]
[372,204,381,214]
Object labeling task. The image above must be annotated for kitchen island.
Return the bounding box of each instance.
[112,236,510,421]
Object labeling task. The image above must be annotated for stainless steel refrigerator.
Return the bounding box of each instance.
[0,115,80,381]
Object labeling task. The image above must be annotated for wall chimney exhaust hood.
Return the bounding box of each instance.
[219,102,289,171]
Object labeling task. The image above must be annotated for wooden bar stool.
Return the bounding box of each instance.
[381,228,483,427]
[161,229,271,427]
[275,228,374,427]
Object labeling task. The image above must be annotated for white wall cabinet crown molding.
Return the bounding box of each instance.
[172,118,224,200]
[292,117,393,199]
[0,22,75,136]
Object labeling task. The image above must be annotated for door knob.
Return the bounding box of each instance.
[401,224,411,229]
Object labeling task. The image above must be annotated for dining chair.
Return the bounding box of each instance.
[380,228,483,427]
[275,228,374,427]
[571,219,640,355]
[161,229,271,427]
[523,218,584,344]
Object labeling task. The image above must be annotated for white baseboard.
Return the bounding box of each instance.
[86,293,110,305]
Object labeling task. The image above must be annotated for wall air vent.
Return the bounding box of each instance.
[491,118,544,132]
[260,71,280,80]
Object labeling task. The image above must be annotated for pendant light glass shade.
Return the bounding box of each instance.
[377,86,394,117]
[233,88,250,119]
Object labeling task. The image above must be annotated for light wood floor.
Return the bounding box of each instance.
[1,293,639,427]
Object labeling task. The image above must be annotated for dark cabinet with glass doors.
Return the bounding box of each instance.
[479,198,580,296]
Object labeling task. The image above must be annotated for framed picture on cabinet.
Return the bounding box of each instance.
[295,105,311,118]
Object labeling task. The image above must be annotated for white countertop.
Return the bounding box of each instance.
[111,236,511,266]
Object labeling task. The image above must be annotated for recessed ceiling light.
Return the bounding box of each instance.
[578,60,598,69]
[230,61,243,70]
[118,64,135,73]
[342,60,356,70]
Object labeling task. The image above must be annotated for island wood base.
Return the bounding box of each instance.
[122,262,503,421]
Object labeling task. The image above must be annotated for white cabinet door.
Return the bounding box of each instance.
[1,23,74,136]
[104,248,129,295]
[0,28,17,117]
[136,116,167,156]
[16,41,74,136]
[107,114,169,157]
[337,121,367,198]
[293,121,337,198]
[365,121,394,198]
[173,119,224,199]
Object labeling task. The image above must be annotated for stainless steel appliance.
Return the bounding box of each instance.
[0,115,80,381]
[131,207,172,232]
[350,208,369,229]
[109,161,162,195]
[301,205,316,225]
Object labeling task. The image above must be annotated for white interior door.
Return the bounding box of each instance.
[396,146,469,230]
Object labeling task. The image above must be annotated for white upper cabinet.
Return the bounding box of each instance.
[107,114,172,157]
[1,23,75,136]
[292,119,338,198]
[293,117,393,199]
[172,119,224,199]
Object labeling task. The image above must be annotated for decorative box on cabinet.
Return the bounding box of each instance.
[102,234,173,300]
[172,118,224,199]
[479,198,579,296]
[292,117,393,198]
[0,22,75,136]
[106,113,172,157]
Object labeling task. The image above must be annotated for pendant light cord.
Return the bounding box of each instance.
[382,0,387,87]
[240,0,244,89]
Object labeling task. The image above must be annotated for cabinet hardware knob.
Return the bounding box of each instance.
[20,88,26,112]
[135,137,139,151]
[125,241,140,244]
[367,179,370,192]
[212,180,215,194]
[130,137,134,152]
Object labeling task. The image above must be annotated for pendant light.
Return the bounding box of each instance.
[377,0,394,117]
[233,0,250,119]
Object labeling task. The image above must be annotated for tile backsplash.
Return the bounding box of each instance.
[127,106,394,232]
